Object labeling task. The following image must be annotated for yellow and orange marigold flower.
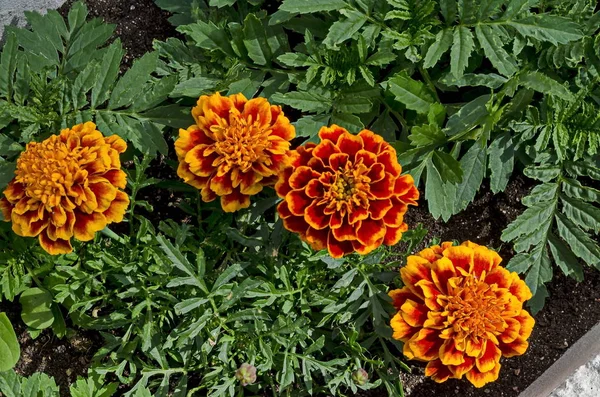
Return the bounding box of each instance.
[389,241,535,388]
[0,122,129,255]
[175,92,295,212]
[275,125,419,258]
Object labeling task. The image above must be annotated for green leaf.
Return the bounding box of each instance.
[19,288,55,330]
[0,313,20,371]
[441,73,508,89]
[450,26,474,79]
[91,40,124,109]
[177,21,235,57]
[157,235,209,293]
[507,15,584,45]
[523,165,561,182]
[279,0,347,13]
[386,71,435,114]
[523,245,552,297]
[140,104,194,129]
[408,124,445,147]
[562,178,600,203]
[323,9,368,48]
[426,158,456,221]
[501,200,557,244]
[454,138,486,213]
[475,25,518,76]
[0,162,16,192]
[548,232,583,281]
[171,76,219,98]
[423,29,453,69]
[243,14,272,66]
[488,132,515,194]
[556,213,600,268]
[271,91,332,113]
[519,71,574,101]
[212,263,245,292]
[444,95,490,136]
[293,114,330,141]
[0,32,18,99]
[560,194,600,233]
[432,151,463,184]
[108,52,159,110]
[334,95,372,114]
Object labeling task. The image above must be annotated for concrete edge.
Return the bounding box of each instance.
[519,321,600,397]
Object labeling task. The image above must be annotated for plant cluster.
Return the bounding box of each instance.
[0,0,599,396]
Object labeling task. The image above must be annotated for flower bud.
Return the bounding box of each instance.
[352,368,369,386]
[235,363,257,386]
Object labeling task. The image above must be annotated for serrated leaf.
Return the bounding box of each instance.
[441,73,508,89]
[243,14,272,66]
[523,244,552,296]
[501,200,556,243]
[423,29,453,69]
[334,95,372,113]
[109,52,159,110]
[445,95,490,136]
[562,178,600,202]
[271,91,332,113]
[177,21,235,57]
[279,0,348,13]
[426,158,457,221]
[450,26,474,79]
[560,194,600,233]
[386,71,435,114]
[132,75,178,111]
[323,9,368,48]
[0,32,18,99]
[488,132,515,193]
[519,71,574,101]
[409,124,445,147]
[523,165,561,182]
[454,138,486,213]
[556,213,600,268]
[475,25,518,76]
[507,15,583,45]
[548,232,583,281]
[432,151,463,184]
[91,40,124,109]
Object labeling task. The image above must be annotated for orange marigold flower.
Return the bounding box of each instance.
[175,92,295,212]
[0,122,129,255]
[389,241,535,388]
[275,125,419,258]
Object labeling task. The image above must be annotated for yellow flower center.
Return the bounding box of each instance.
[441,275,504,341]
[15,136,87,208]
[325,161,371,212]
[212,113,271,173]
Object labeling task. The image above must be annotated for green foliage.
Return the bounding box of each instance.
[0,1,188,192]
[0,313,20,371]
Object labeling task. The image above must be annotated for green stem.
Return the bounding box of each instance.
[418,66,441,102]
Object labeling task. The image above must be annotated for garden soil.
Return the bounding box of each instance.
[3,0,599,396]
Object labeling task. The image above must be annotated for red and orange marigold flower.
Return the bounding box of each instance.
[389,241,534,388]
[275,125,419,258]
[0,122,129,255]
[175,92,295,212]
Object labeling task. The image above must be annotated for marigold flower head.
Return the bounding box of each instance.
[175,92,295,212]
[275,125,419,258]
[0,122,129,255]
[235,363,257,386]
[389,241,535,388]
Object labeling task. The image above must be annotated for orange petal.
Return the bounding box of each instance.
[220,189,250,212]
[210,173,234,196]
[431,257,457,295]
[425,359,454,383]
[355,149,378,169]
[475,340,501,372]
[356,218,386,248]
[509,275,533,302]
[407,329,442,361]
[388,287,417,310]
[368,199,393,220]
[472,246,500,277]
[377,150,401,177]
[103,190,129,224]
[102,169,127,189]
[358,129,384,153]
[499,337,529,358]
[270,109,295,141]
[305,227,328,251]
[383,224,405,246]
[443,246,474,274]
[318,124,346,144]
[39,232,72,255]
[1,197,13,220]
[370,174,395,199]
[73,211,107,241]
[382,197,407,227]
[327,234,353,258]
[89,181,118,212]
[286,190,312,216]
[401,255,433,290]
[337,132,363,158]
[328,152,349,170]
[3,181,24,201]
[305,179,324,198]
[516,309,535,339]
[449,356,475,378]
[400,299,429,327]
[465,361,501,388]
[312,139,340,160]
[178,162,209,190]
[281,214,309,236]
[331,218,356,241]
[348,207,369,224]
[275,167,294,198]
[499,317,522,344]
[304,202,329,230]
[242,97,272,125]
[415,279,443,310]
[439,339,466,366]
[390,312,417,342]
[289,166,319,190]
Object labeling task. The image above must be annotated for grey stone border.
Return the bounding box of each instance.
[520,321,600,397]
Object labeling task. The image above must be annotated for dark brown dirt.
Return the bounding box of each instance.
[58,0,178,70]
[0,300,100,394]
